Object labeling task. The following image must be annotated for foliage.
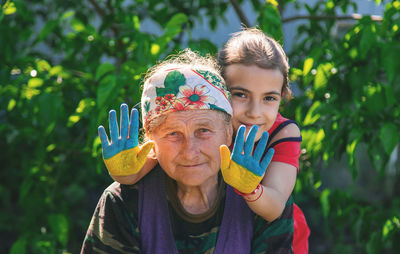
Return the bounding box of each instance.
[0,0,399,253]
[282,0,400,253]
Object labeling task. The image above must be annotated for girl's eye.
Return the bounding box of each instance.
[264,96,277,101]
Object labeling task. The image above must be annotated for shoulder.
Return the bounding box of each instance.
[269,113,301,142]
[97,182,140,214]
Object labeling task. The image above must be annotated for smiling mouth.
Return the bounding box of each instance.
[180,163,205,168]
[241,123,263,128]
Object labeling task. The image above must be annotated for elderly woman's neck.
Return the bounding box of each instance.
[176,176,219,215]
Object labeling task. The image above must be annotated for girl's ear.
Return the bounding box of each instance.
[225,123,234,147]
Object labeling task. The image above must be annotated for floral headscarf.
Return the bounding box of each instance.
[141,68,232,125]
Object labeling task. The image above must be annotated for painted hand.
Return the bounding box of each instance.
[98,103,154,176]
[220,125,274,194]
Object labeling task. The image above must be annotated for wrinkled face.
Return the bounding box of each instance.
[149,110,232,186]
[224,64,283,141]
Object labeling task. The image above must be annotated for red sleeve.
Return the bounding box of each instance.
[271,140,301,171]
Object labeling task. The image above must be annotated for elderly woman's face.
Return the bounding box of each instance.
[149,110,232,186]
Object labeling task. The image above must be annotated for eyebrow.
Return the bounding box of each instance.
[229,86,281,96]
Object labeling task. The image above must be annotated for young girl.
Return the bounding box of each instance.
[218,28,309,253]
[101,28,309,253]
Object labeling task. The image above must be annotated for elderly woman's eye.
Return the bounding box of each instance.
[232,92,246,98]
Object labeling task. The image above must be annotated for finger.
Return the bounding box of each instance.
[253,131,269,161]
[260,148,275,170]
[137,141,155,162]
[244,125,258,155]
[109,109,119,143]
[120,103,129,139]
[98,125,110,148]
[219,145,231,170]
[129,108,139,147]
[232,125,246,156]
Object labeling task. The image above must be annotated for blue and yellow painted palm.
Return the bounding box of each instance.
[98,103,154,176]
[220,125,274,194]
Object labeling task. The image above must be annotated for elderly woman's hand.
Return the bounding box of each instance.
[220,125,274,194]
[98,103,154,176]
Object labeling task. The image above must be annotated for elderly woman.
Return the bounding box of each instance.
[81,50,294,253]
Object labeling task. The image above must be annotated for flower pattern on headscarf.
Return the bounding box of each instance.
[141,68,232,124]
[177,84,216,108]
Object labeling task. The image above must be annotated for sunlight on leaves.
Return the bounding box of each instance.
[132,15,140,30]
[303,101,321,126]
[314,63,334,90]
[151,43,160,55]
[70,18,85,32]
[7,98,16,111]
[303,58,314,76]
[28,78,44,88]
[3,1,16,15]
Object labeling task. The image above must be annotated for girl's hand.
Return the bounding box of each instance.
[98,103,154,176]
[220,125,274,194]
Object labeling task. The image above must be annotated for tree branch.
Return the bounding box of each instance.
[229,0,251,27]
[282,14,383,23]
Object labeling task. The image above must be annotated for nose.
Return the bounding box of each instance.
[245,100,262,119]
[180,136,200,161]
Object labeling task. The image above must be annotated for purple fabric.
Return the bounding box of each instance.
[138,166,254,253]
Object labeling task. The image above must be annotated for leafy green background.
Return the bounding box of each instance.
[1,0,399,253]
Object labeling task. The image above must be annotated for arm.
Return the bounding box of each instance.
[99,103,155,184]
[220,123,300,222]
[244,123,300,222]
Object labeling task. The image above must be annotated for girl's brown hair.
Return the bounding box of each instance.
[218,28,292,102]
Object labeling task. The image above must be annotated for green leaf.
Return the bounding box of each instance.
[48,214,69,247]
[303,101,321,126]
[258,3,283,42]
[320,189,330,217]
[382,43,400,84]
[37,20,58,41]
[359,22,375,59]
[10,238,26,254]
[379,123,399,155]
[61,10,75,20]
[132,15,140,31]
[97,75,116,109]
[3,1,17,15]
[165,13,188,36]
[28,78,44,88]
[314,63,333,90]
[36,59,51,72]
[156,70,185,97]
[303,58,314,76]
[95,63,115,81]
[7,98,16,111]
[71,18,85,32]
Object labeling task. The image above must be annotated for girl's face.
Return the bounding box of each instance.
[224,64,283,141]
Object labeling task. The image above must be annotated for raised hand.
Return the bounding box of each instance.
[98,103,154,176]
[220,125,274,194]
